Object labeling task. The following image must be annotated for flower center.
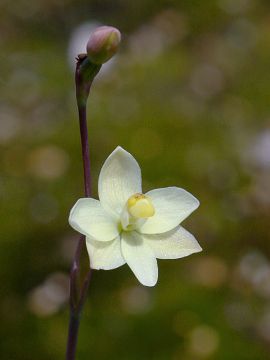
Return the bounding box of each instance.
[127,193,155,218]
[120,193,155,232]
[127,194,155,219]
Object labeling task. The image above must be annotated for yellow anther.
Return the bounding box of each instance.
[127,193,155,218]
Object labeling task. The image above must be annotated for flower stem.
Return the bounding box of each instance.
[66,55,101,360]
[78,105,91,197]
[66,313,80,360]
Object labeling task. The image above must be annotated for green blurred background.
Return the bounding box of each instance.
[1,0,270,359]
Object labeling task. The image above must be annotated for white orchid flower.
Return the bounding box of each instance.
[69,146,202,287]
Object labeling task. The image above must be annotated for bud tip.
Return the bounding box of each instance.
[86,26,121,65]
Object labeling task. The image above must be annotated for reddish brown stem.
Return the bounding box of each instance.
[66,56,101,360]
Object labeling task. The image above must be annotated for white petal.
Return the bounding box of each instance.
[98,147,142,215]
[121,231,158,287]
[86,236,125,270]
[139,187,199,234]
[69,198,119,241]
[144,226,202,259]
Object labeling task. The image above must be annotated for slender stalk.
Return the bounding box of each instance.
[78,106,91,197]
[66,313,80,360]
[65,56,101,360]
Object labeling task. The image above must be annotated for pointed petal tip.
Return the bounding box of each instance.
[135,271,158,287]
[112,146,136,158]
[140,278,158,287]
[189,241,203,255]
[170,186,200,209]
[194,198,200,209]
[107,146,135,162]
[112,145,126,154]
[68,198,84,228]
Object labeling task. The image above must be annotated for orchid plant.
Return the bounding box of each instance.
[66,25,202,360]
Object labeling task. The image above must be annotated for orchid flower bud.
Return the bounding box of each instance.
[86,26,121,64]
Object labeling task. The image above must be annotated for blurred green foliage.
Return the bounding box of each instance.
[1,0,270,359]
